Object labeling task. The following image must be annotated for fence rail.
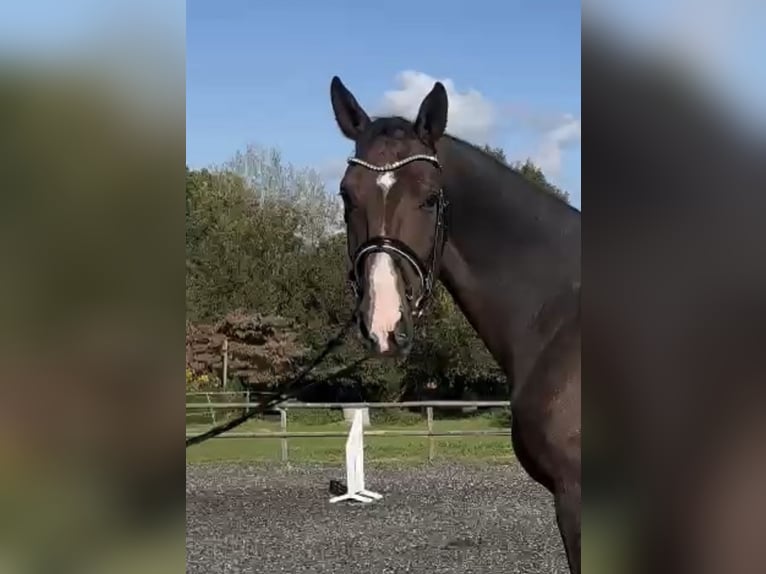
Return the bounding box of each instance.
[185,399,511,462]
[186,400,511,409]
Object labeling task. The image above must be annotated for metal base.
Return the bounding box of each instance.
[329,489,382,504]
[358,489,383,500]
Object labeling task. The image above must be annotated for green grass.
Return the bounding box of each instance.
[186,412,514,465]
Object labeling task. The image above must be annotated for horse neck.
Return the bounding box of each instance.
[436,140,580,382]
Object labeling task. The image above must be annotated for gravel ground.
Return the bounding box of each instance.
[186,461,568,574]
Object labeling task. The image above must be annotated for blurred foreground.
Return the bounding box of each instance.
[585,2,766,573]
[0,1,185,572]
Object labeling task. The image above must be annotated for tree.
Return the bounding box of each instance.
[223,145,344,245]
[481,144,569,203]
[185,167,304,321]
[481,144,507,164]
[513,158,570,203]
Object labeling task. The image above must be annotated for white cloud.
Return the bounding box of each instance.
[376,70,580,177]
[377,70,497,144]
[529,114,581,176]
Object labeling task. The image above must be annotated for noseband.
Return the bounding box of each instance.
[346,153,448,318]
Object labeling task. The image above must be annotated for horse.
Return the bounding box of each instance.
[329,76,581,573]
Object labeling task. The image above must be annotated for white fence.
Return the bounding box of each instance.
[186,398,512,462]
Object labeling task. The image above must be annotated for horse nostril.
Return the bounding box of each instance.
[393,328,409,346]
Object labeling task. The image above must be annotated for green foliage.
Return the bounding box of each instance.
[288,408,345,426]
[223,145,343,244]
[186,142,570,400]
[369,408,424,427]
[482,408,513,428]
[513,158,570,203]
[481,145,569,203]
[481,144,508,163]
[185,167,304,321]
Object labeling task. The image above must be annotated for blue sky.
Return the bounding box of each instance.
[0,1,185,55]
[187,0,582,207]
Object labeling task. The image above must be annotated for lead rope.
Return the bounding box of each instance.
[186,304,364,448]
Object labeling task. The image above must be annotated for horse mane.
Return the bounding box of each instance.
[368,115,576,211]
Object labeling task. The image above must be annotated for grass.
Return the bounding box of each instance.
[186,410,514,465]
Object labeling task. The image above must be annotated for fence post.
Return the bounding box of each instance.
[222,338,229,390]
[206,391,216,425]
[427,407,434,463]
[280,408,288,463]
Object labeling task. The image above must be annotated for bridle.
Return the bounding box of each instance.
[345,153,448,318]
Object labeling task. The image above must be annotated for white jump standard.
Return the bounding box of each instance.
[329,408,382,504]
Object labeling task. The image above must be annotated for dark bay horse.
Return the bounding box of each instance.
[330,76,581,572]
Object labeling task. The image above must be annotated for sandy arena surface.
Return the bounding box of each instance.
[186,461,568,573]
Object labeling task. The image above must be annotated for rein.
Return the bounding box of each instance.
[346,153,447,318]
[186,305,364,448]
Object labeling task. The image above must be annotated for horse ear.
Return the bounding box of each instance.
[330,76,371,141]
[414,82,448,145]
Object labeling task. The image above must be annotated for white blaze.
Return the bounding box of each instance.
[368,252,402,352]
[376,171,396,233]
[376,171,396,195]
[367,170,400,352]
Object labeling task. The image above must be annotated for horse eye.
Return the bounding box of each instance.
[420,192,439,210]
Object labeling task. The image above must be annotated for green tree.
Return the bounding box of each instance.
[513,158,569,203]
[481,144,569,203]
[185,166,304,321]
[223,145,343,245]
[481,144,507,164]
